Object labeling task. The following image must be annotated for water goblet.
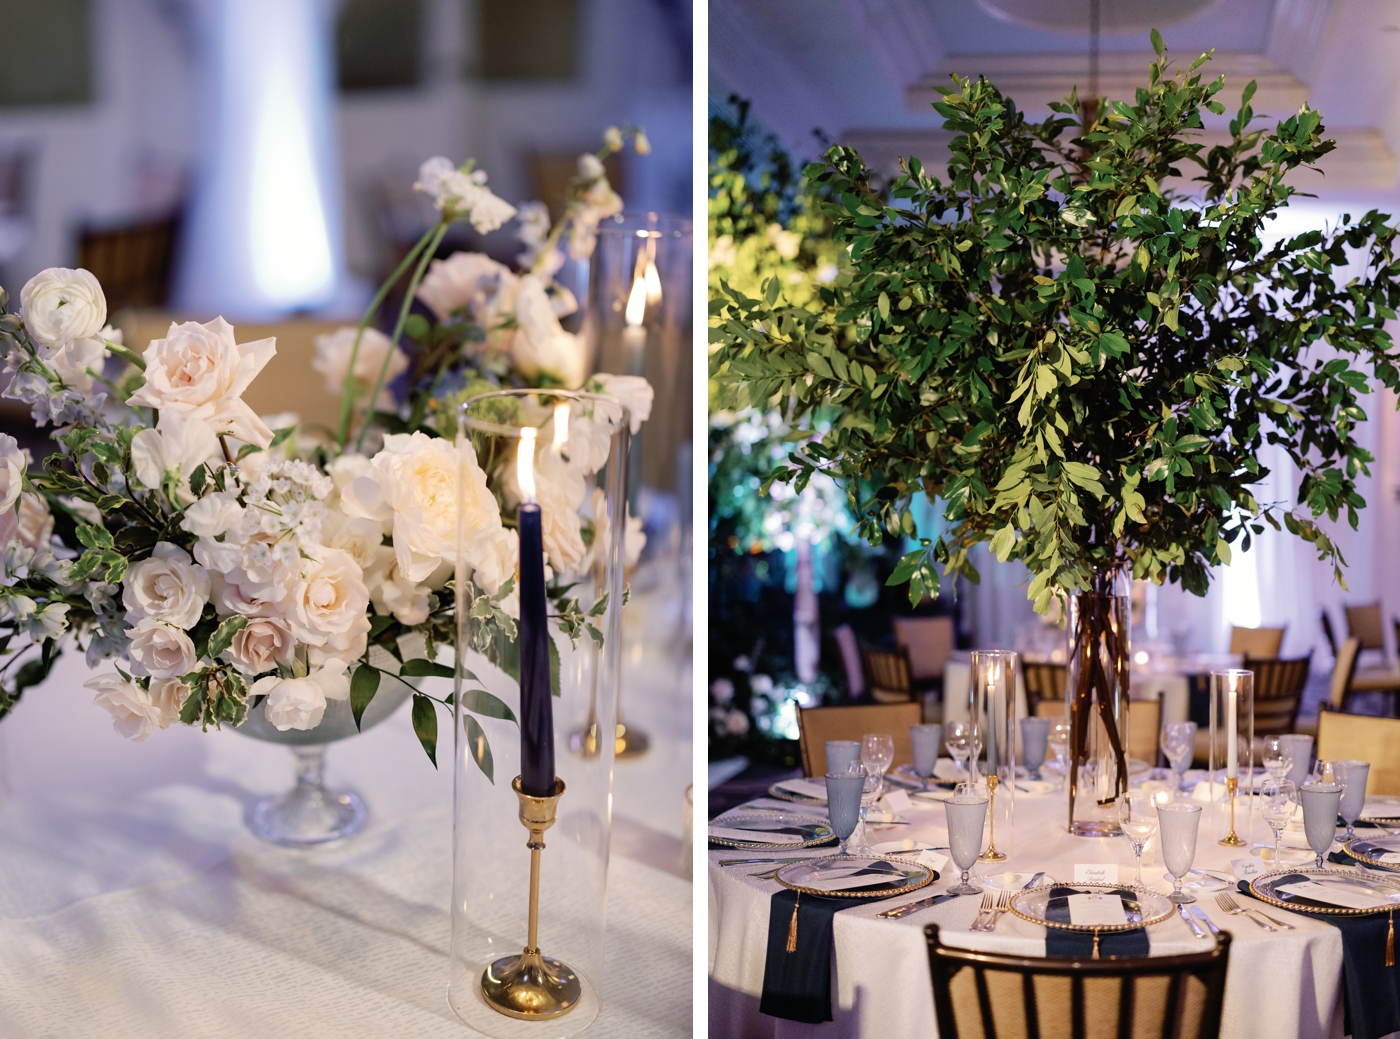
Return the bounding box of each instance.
[1156,801,1202,904]
[910,724,942,778]
[945,721,972,777]
[1280,734,1314,787]
[826,740,861,774]
[1261,735,1292,783]
[1119,790,1158,888]
[861,733,895,797]
[1020,717,1051,780]
[1046,721,1070,788]
[1299,779,1343,869]
[1259,778,1298,866]
[943,784,989,896]
[1335,760,1370,841]
[825,770,867,855]
[1161,721,1196,793]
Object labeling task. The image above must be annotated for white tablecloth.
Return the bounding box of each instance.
[0,602,692,1038]
[709,785,1363,1039]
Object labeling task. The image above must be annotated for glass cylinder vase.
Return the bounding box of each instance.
[1065,574,1131,837]
[448,389,629,1037]
[1208,669,1254,846]
[969,649,1017,860]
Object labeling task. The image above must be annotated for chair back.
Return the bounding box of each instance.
[1321,610,1338,657]
[78,216,180,311]
[925,923,1231,1039]
[1345,602,1386,651]
[1329,637,1362,712]
[797,702,921,777]
[1251,655,1312,735]
[1228,625,1284,659]
[861,646,913,703]
[832,624,865,698]
[1318,711,1400,796]
[892,615,955,682]
[1023,661,1067,714]
[1128,695,1161,764]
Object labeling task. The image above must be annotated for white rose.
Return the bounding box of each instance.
[209,572,266,617]
[131,413,219,502]
[126,317,277,447]
[0,434,26,512]
[323,512,393,582]
[536,476,587,573]
[126,618,198,678]
[0,492,52,552]
[181,492,242,539]
[123,542,211,628]
[148,677,189,728]
[252,659,351,731]
[224,615,295,675]
[416,251,520,326]
[591,374,653,434]
[87,673,163,742]
[311,327,408,410]
[370,562,432,625]
[509,275,587,388]
[284,548,370,645]
[20,267,106,346]
[342,432,500,583]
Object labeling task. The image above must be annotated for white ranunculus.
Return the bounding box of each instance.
[311,327,408,410]
[591,374,653,434]
[0,492,52,552]
[0,434,26,512]
[342,432,500,583]
[131,412,219,502]
[414,157,518,233]
[509,275,586,388]
[224,614,295,675]
[20,268,106,346]
[147,677,189,728]
[87,673,163,742]
[123,542,211,628]
[370,562,432,625]
[253,659,351,731]
[126,317,277,447]
[284,548,370,645]
[416,251,519,326]
[126,618,198,678]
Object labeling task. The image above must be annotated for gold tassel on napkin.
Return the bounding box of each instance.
[1387,908,1394,968]
[786,893,801,953]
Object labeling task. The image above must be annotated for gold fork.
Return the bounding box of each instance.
[1216,892,1278,931]
[970,889,996,931]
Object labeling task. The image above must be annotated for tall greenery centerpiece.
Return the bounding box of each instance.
[709,37,1400,831]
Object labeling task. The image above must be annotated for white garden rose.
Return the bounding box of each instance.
[0,492,52,552]
[252,659,351,731]
[509,275,587,388]
[147,677,189,728]
[131,412,219,502]
[311,327,408,410]
[370,562,432,626]
[537,476,587,573]
[323,512,393,583]
[123,542,211,628]
[416,251,519,327]
[126,618,198,678]
[224,615,295,674]
[87,673,164,742]
[20,267,107,346]
[126,317,277,447]
[283,548,370,645]
[591,374,653,434]
[341,431,500,583]
[0,434,26,512]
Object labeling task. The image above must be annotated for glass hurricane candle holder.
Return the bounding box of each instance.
[447,390,629,1037]
[970,650,1016,860]
[1208,669,1253,846]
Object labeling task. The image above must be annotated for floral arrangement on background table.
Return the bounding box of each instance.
[0,127,653,776]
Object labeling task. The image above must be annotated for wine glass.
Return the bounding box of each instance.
[1259,778,1298,866]
[910,723,942,779]
[825,770,866,855]
[945,721,972,777]
[861,733,895,797]
[943,783,989,895]
[1119,791,1158,888]
[1156,801,1202,904]
[1335,760,1371,841]
[1161,721,1196,792]
[1047,720,1070,788]
[1261,736,1293,783]
[1020,717,1051,780]
[1299,779,1343,869]
[968,722,984,783]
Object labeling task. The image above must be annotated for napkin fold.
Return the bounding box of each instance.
[1237,879,1400,1039]
[1043,885,1150,958]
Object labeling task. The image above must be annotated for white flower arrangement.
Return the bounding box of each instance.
[0,130,654,774]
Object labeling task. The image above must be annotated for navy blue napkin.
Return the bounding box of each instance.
[1043,885,1150,958]
[759,861,905,1023]
[1237,879,1400,1039]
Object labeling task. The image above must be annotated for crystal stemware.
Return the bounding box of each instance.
[1261,735,1292,784]
[945,721,972,778]
[1156,801,1202,904]
[825,770,866,855]
[825,740,861,774]
[944,784,989,896]
[1119,790,1158,888]
[1259,778,1298,866]
[1335,760,1371,841]
[1299,779,1343,869]
[910,723,942,778]
[1020,717,1050,780]
[1161,721,1196,793]
[861,733,895,797]
[1046,720,1070,788]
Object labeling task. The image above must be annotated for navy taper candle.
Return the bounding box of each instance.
[517,501,554,796]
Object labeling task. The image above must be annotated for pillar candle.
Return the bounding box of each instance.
[1226,677,1238,779]
[516,428,554,797]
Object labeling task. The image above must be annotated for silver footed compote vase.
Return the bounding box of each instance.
[237,680,413,846]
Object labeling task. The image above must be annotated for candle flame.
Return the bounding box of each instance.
[625,274,647,327]
[517,427,537,503]
[1154,790,1169,806]
[643,259,662,305]
[552,404,570,451]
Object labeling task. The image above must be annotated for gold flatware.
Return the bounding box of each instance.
[970,890,995,931]
[1216,892,1277,931]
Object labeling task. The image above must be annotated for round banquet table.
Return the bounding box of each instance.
[708,778,1386,1039]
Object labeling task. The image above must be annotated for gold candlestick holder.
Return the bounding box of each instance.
[979,774,1007,861]
[480,776,582,1020]
[1219,776,1246,847]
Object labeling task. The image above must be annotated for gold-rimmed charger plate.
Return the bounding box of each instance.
[1249,868,1400,916]
[1342,836,1400,871]
[891,764,958,790]
[766,781,826,804]
[1009,882,1174,934]
[775,854,936,899]
[707,811,836,849]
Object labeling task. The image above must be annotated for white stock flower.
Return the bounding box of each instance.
[0,492,50,551]
[87,673,164,742]
[284,548,370,646]
[509,275,587,388]
[253,659,351,731]
[127,317,277,447]
[131,412,219,501]
[341,432,500,583]
[126,618,198,678]
[123,542,211,628]
[311,327,408,410]
[20,268,106,347]
[0,434,25,512]
[26,602,69,640]
[591,374,653,433]
[416,252,519,326]
[414,157,518,233]
[224,615,295,675]
[567,155,623,260]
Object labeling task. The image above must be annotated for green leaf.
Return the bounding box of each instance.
[400,658,454,679]
[269,426,296,449]
[460,685,518,725]
[207,615,248,660]
[235,444,262,462]
[548,636,560,699]
[411,693,439,768]
[1150,28,1164,55]
[464,713,494,782]
[350,664,380,731]
[75,524,113,550]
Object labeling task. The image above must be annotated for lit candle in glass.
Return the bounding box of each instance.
[623,274,647,377]
[1226,674,1238,779]
[515,426,554,797]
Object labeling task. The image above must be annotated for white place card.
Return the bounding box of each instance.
[803,868,902,892]
[1074,864,1120,885]
[776,778,829,800]
[708,826,805,844]
[882,789,913,815]
[1276,881,1390,910]
[917,851,949,875]
[1378,852,1400,865]
[1068,893,1129,927]
[1231,858,1264,882]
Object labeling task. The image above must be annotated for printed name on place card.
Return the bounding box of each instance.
[1231,857,1264,882]
[1067,893,1129,927]
[1276,880,1389,910]
[882,789,912,815]
[1074,864,1119,885]
[916,850,948,875]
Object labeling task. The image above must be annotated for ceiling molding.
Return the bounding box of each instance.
[838,0,947,94]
